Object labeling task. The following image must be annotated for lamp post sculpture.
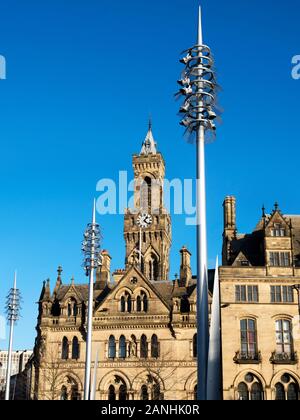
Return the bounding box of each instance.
[177,7,220,400]
[82,200,103,400]
[5,272,21,401]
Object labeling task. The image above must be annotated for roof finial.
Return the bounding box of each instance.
[148,114,152,132]
[57,265,63,277]
[274,202,279,211]
[262,205,266,218]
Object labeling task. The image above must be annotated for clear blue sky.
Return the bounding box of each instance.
[0,0,299,349]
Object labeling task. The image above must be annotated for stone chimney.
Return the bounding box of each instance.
[222,196,237,265]
[95,250,112,290]
[179,246,192,287]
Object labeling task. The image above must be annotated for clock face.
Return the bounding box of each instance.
[137,213,153,229]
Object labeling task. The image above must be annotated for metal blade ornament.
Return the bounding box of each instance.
[176,7,222,401]
[82,200,103,400]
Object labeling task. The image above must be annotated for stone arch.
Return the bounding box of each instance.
[98,370,132,397]
[132,370,165,400]
[184,371,198,399]
[270,369,300,400]
[114,287,133,300]
[233,369,266,401]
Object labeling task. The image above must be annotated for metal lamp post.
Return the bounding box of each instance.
[5,272,21,401]
[176,7,220,400]
[82,200,102,400]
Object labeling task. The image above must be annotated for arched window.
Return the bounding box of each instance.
[276,319,293,355]
[142,292,148,312]
[72,337,80,360]
[120,293,132,313]
[108,336,116,359]
[180,296,190,313]
[141,385,149,401]
[137,296,142,312]
[121,296,126,313]
[151,335,159,359]
[67,298,77,318]
[275,383,285,401]
[194,385,197,400]
[68,304,72,317]
[60,386,68,400]
[193,334,197,358]
[141,177,152,211]
[108,385,116,401]
[141,335,148,359]
[62,337,69,360]
[71,384,80,401]
[149,255,159,282]
[152,383,161,400]
[287,383,299,401]
[240,319,257,358]
[251,382,263,401]
[238,382,249,401]
[119,384,127,401]
[127,294,132,313]
[73,302,78,317]
[119,336,127,359]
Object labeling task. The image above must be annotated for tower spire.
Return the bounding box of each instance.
[140,119,157,156]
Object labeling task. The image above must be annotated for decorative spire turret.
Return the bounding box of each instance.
[140,119,157,156]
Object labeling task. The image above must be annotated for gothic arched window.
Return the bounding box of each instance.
[149,254,159,282]
[287,383,299,401]
[238,382,249,401]
[275,383,285,401]
[151,335,159,359]
[127,293,132,313]
[141,385,149,401]
[72,337,80,360]
[61,386,68,401]
[119,384,128,401]
[119,336,127,359]
[71,384,80,401]
[108,336,116,359]
[137,296,142,312]
[141,177,152,211]
[120,296,126,313]
[193,334,197,358]
[62,337,69,360]
[141,335,148,359]
[108,385,116,401]
[251,382,263,401]
[142,292,148,312]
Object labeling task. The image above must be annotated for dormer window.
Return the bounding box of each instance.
[271,224,286,237]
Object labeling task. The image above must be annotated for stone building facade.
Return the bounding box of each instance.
[30,127,204,401]
[221,197,300,400]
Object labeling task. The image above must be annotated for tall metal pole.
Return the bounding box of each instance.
[5,272,21,401]
[177,5,220,400]
[196,8,209,401]
[82,199,102,401]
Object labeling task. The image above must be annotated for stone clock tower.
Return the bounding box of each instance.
[124,124,172,281]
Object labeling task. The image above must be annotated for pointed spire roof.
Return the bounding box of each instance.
[140,119,157,156]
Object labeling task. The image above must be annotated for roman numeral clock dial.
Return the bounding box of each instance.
[137,213,153,229]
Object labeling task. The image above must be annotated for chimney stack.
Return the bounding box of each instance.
[179,246,192,287]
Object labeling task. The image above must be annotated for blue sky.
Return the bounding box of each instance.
[0,0,299,349]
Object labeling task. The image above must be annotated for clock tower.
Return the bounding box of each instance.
[124,123,172,281]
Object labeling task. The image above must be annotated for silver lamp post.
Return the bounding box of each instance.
[5,272,21,401]
[177,7,220,400]
[82,200,102,400]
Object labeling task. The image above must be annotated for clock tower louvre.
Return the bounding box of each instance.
[124,123,172,281]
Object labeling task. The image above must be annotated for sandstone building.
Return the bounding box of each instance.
[221,197,300,400]
[30,127,204,401]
